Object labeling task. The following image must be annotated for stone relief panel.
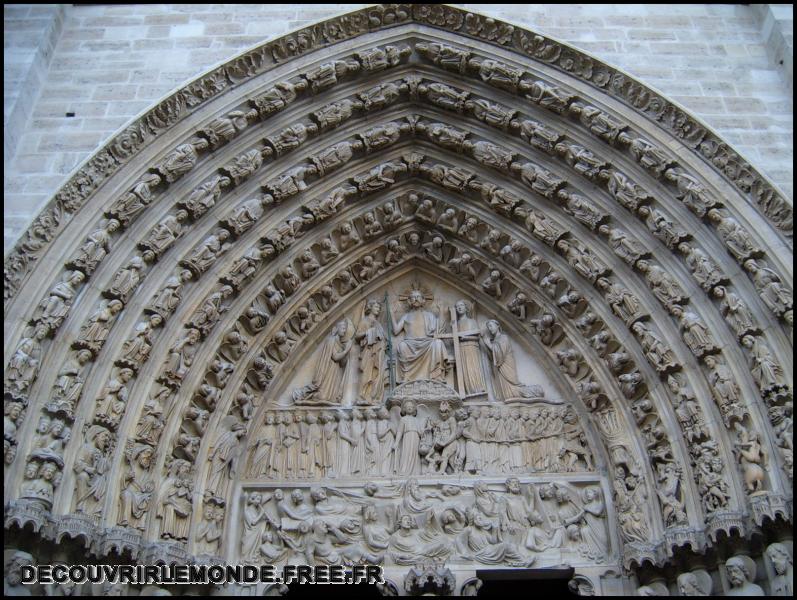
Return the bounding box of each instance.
[2,7,792,593]
[237,477,611,568]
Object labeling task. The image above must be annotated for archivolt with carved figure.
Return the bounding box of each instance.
[3,4,792,596]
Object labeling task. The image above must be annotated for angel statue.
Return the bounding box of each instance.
[355,299,387,405]
[292,319,354,405]
[391,284,450,382]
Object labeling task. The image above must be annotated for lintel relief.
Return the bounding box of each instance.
[3,4,792,596]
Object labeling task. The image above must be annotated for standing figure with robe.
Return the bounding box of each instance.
[453,300,486,396]
[355,300,387,405]
[394,400,423,476]
[293,319,353,405]
[481,320,539,401]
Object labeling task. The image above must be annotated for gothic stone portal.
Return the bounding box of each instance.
[233,275,606,576]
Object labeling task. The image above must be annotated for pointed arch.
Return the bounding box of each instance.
[4,4,791,586]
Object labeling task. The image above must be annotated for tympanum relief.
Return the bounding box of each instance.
[238,478,609,569]
[3,6,792,595]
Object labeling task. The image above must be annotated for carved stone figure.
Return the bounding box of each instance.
[513,161,564,198]
[293,320,353,405]
[422,235,444,264]
[556,143,607,179]
[312,98,357,130]
[188,285,233,337]
[35,270,85,333]
[744,259,793,317]
[672,305,719,357]
[714,286,757,338]
[356,300,387,405]
[107,172,162,226]
[391,288,449,382]
[599,225,646,266]
[664,168,718,217]
[181,175,231,219]
[603,169,651,211]
[5,324,47,399]
[709,209,762,262]
[704,355,746,426]
[483,320,540,401]
[416,42,470,73]
[354,161,407,194]
[630,138,672,178]
[448,251,478,281]
[181,229,231,276]
[157,459,193,541]
[741,335,787,398]
[74,299,124,355]
[139,210,189,262]
[147,269,192,318]
[157,138,209,182]
[632,322,678,373]
[421,81,470,112]
[95,367,134,428]
[67,219,120,274]
[73,425,113,515]
[677,570,712,596]
[637,260,686,309]
[725,555,765,596]
[557,239,608,282]
[766,542,793,596]
[561,191,606,230]
[434,207,458,234]
[638,205,688,249]
[523,79,575,114]
[254,79,305,119]
[119,442,155,530]
[521,208,566,246]
[159,328,201,388]
[679,243,724,291]
[207,422,246,499]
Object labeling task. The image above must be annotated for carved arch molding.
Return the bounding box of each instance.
[3,5,793,597]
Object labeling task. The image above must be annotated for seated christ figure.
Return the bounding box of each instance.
[392,288,449,382]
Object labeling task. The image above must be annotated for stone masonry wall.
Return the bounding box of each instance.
[3,3,794,253]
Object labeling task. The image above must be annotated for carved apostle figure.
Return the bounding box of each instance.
[391,288,449,382]
[766,542,793,596]
[725,555,765,596]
